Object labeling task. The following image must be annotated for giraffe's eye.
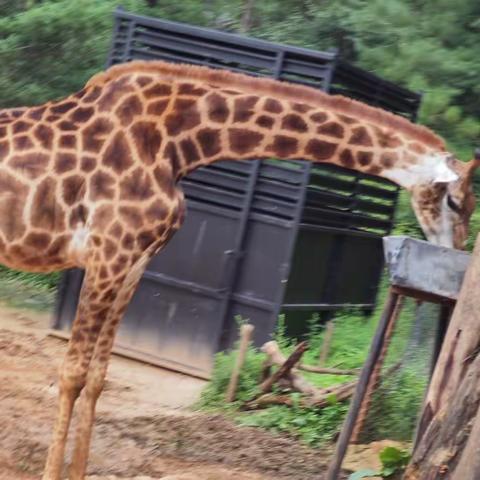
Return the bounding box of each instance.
[447,194,462,214]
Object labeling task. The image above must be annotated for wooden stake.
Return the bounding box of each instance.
[319,320,335,366]
[225,324,254,403]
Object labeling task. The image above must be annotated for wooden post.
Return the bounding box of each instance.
[225,324,254,403]
[325,289,402,480]
[405,234,480,478]
[319,320,335,366]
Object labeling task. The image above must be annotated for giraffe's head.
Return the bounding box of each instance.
[409,150,479,250]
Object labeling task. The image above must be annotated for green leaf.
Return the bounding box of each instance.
[348,469,379,480]
[379,447,408,467]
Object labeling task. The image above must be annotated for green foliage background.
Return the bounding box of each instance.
[1,0,479,155]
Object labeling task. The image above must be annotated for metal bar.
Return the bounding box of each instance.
[114,9,336,63]
[142,271,226,299]
[230,293,277,311]
[325,290,401,480]
[298,223,381,239]
[217,160,263,350]
[281,303,374,310]
[351,295,405,442]
[273,50,285,79]
[122,18,136,63]
[105,9,126,68]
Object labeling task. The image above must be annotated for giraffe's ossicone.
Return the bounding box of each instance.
[0,60,476,480]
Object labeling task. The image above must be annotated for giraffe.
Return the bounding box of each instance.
[0,60,476,479]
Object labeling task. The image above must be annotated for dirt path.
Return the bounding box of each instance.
[0,303,338,480]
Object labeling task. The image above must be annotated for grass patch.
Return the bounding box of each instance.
[0,266,59,311]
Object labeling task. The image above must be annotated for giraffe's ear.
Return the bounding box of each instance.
[466,148,480,178]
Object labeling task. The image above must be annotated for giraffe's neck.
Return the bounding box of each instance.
[145,79,452,189]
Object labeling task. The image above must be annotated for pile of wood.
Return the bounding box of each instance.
[236,339,359,410]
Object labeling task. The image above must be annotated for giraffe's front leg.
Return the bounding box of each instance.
[68,250,154,480]
[42,262,116,480]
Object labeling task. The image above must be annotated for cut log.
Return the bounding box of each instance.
[260,341,308,393]
[262,341,358,376]
[299,364,359,376]
[405,234,480,479]
[261,341,316,395]
[243,379,357,410]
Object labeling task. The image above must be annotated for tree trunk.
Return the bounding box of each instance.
[405,234,480,479]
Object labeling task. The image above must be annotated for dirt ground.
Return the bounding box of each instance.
[0,303,342,480]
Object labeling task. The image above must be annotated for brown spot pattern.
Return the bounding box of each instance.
[120,167,154,201]
[90,170,115,201]
[197,128,221,157]
[12,121,31,134]
[55,152,77,174]
[229,128,263,155]
[144,83,172,98]
[164,141,183,177]
[310,112,328,123]
[205,92,229,123]
[234,96,259,122]
[103,131,134,174]
[317,122,344,138]
[339,149,355,168]
[62,175,85,206]
[58,134,75,149]
[33,124,54,150]
[165,99,201,135]
[130,122,162,165]
[25,232,51,249]
[256,115,274,129]
[178,83,207,96]
[70,106,94,123]
[180,138,200,164]
[32,177,64,230]
[80,156,96,173]
[267,135,298,157]
[9,153,49,179]
[82,117,114,153]
[281,114,308,133]
[14,135,34,150]
[51,102,77,115]
[146,99,169,117]
[357,151,373,166]
[0,172,27,241]
[264,98,283,114]
[305,139,337,161]
[349,126,373,147]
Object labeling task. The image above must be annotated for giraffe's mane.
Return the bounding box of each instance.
[88,60,445,150]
